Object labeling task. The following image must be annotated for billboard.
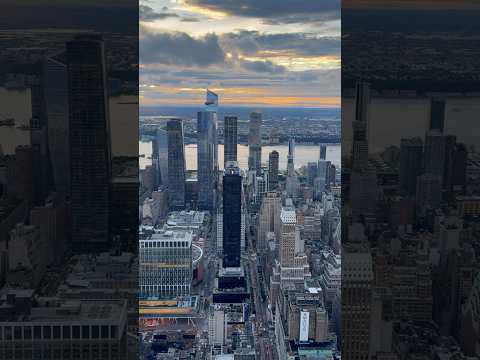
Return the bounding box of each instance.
[300,310,310,342]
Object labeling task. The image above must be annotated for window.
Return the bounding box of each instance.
[62,326,71,339]
[82,326,90,339]
[72,326,80,339]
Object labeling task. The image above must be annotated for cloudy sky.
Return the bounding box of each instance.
[140,0,340,107]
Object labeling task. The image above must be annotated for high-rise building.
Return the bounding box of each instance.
[139,229,193,299]
[222,161,242,268]
[319,143,327,161]
[197,90,218,210]
[258,192,281,253]
[224,115,237,166]
[279,205,297,267]
[248,111,262,174]
[424,129,446,182]
[307,162,318,186]
[287,138,295,177]
[430,98,445,133]
[67,34,111,252]
[44,56,70,198]
[399,137,423,196]
[268,150,279,191]
[153,128,168,186]
[416,173,442,214]
[167,118,186,210]
[342,249,373,360]
[352,82,370,171]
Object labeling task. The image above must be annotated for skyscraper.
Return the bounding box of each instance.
[352,82,370,171]
[268,150,279,191]
[167,118,186,210]
[430,98,445,133]
[44,56,70,198]
[399,137,423,196]
[67,34,111,252]
[154,128,168,186]
[424,129,446,182]
[222,161,242,268]
[287,138,295,177]
[248,111,262,174]
[224,115,237,166]
[319,143,327,161]
[197,90,218,210]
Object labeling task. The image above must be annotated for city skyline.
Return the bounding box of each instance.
[139,0,340,107]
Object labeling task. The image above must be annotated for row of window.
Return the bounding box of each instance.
[140,241,190,248]
[0,325,118,341]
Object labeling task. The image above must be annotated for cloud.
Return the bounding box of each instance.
[182,0,340,23]
[221,31,340,57]
[140,5,179,21]
[140,30,225,66]
[240,60,286,74]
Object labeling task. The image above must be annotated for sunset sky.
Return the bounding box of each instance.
[139,0,340,107]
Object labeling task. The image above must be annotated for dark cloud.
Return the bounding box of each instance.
[240,60,286,74]
[221,31,340,57]
[140,5,179,21]
[184,0,340,22]
[140,30,225,66]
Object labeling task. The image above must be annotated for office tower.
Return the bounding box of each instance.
[222,161,242,268]
[248,111,262,174]
[424,130,446,182]
[197,90,218,210]
[154,128,168,186]
[167,118,186,210]
[318,160,331,184]
[258,192,281,253]
[30,75,51,205]
[139,229,193,299]
[67,34,111,252]
[287,138,295,176]
[352,82,370,171]
[452,143,467,191]
[279,205,297,267]
[254,171,268,205]
[399,137,423,196]
[307,162,318,186]
[443,134,457,191]
[44,56,70,197]
[14,145,34,205]
[224,115,238,166]
[268,150,279,191]
[319,143,327,160]
[430,98,445,133]
[350,170,377,221]
[329,163,337,186]
[416,174,442,214]
[342,250,373,360]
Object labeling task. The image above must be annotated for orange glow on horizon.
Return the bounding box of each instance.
[141,94,340,108]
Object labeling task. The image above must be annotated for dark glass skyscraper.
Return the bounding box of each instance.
[352,82,370,171]
[430,98,445,133]
[197,90,218,210]
[399,137,423,196]
[44,56,70,198]
[224,115,237,166]
[167,118,186,210]
[67,34,111,252]
[268,150,279,191]
[319,143,327,160]
[222,161,242,268]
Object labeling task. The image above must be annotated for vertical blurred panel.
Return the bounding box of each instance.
[342,1,480,359]
[0,1,138,358]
